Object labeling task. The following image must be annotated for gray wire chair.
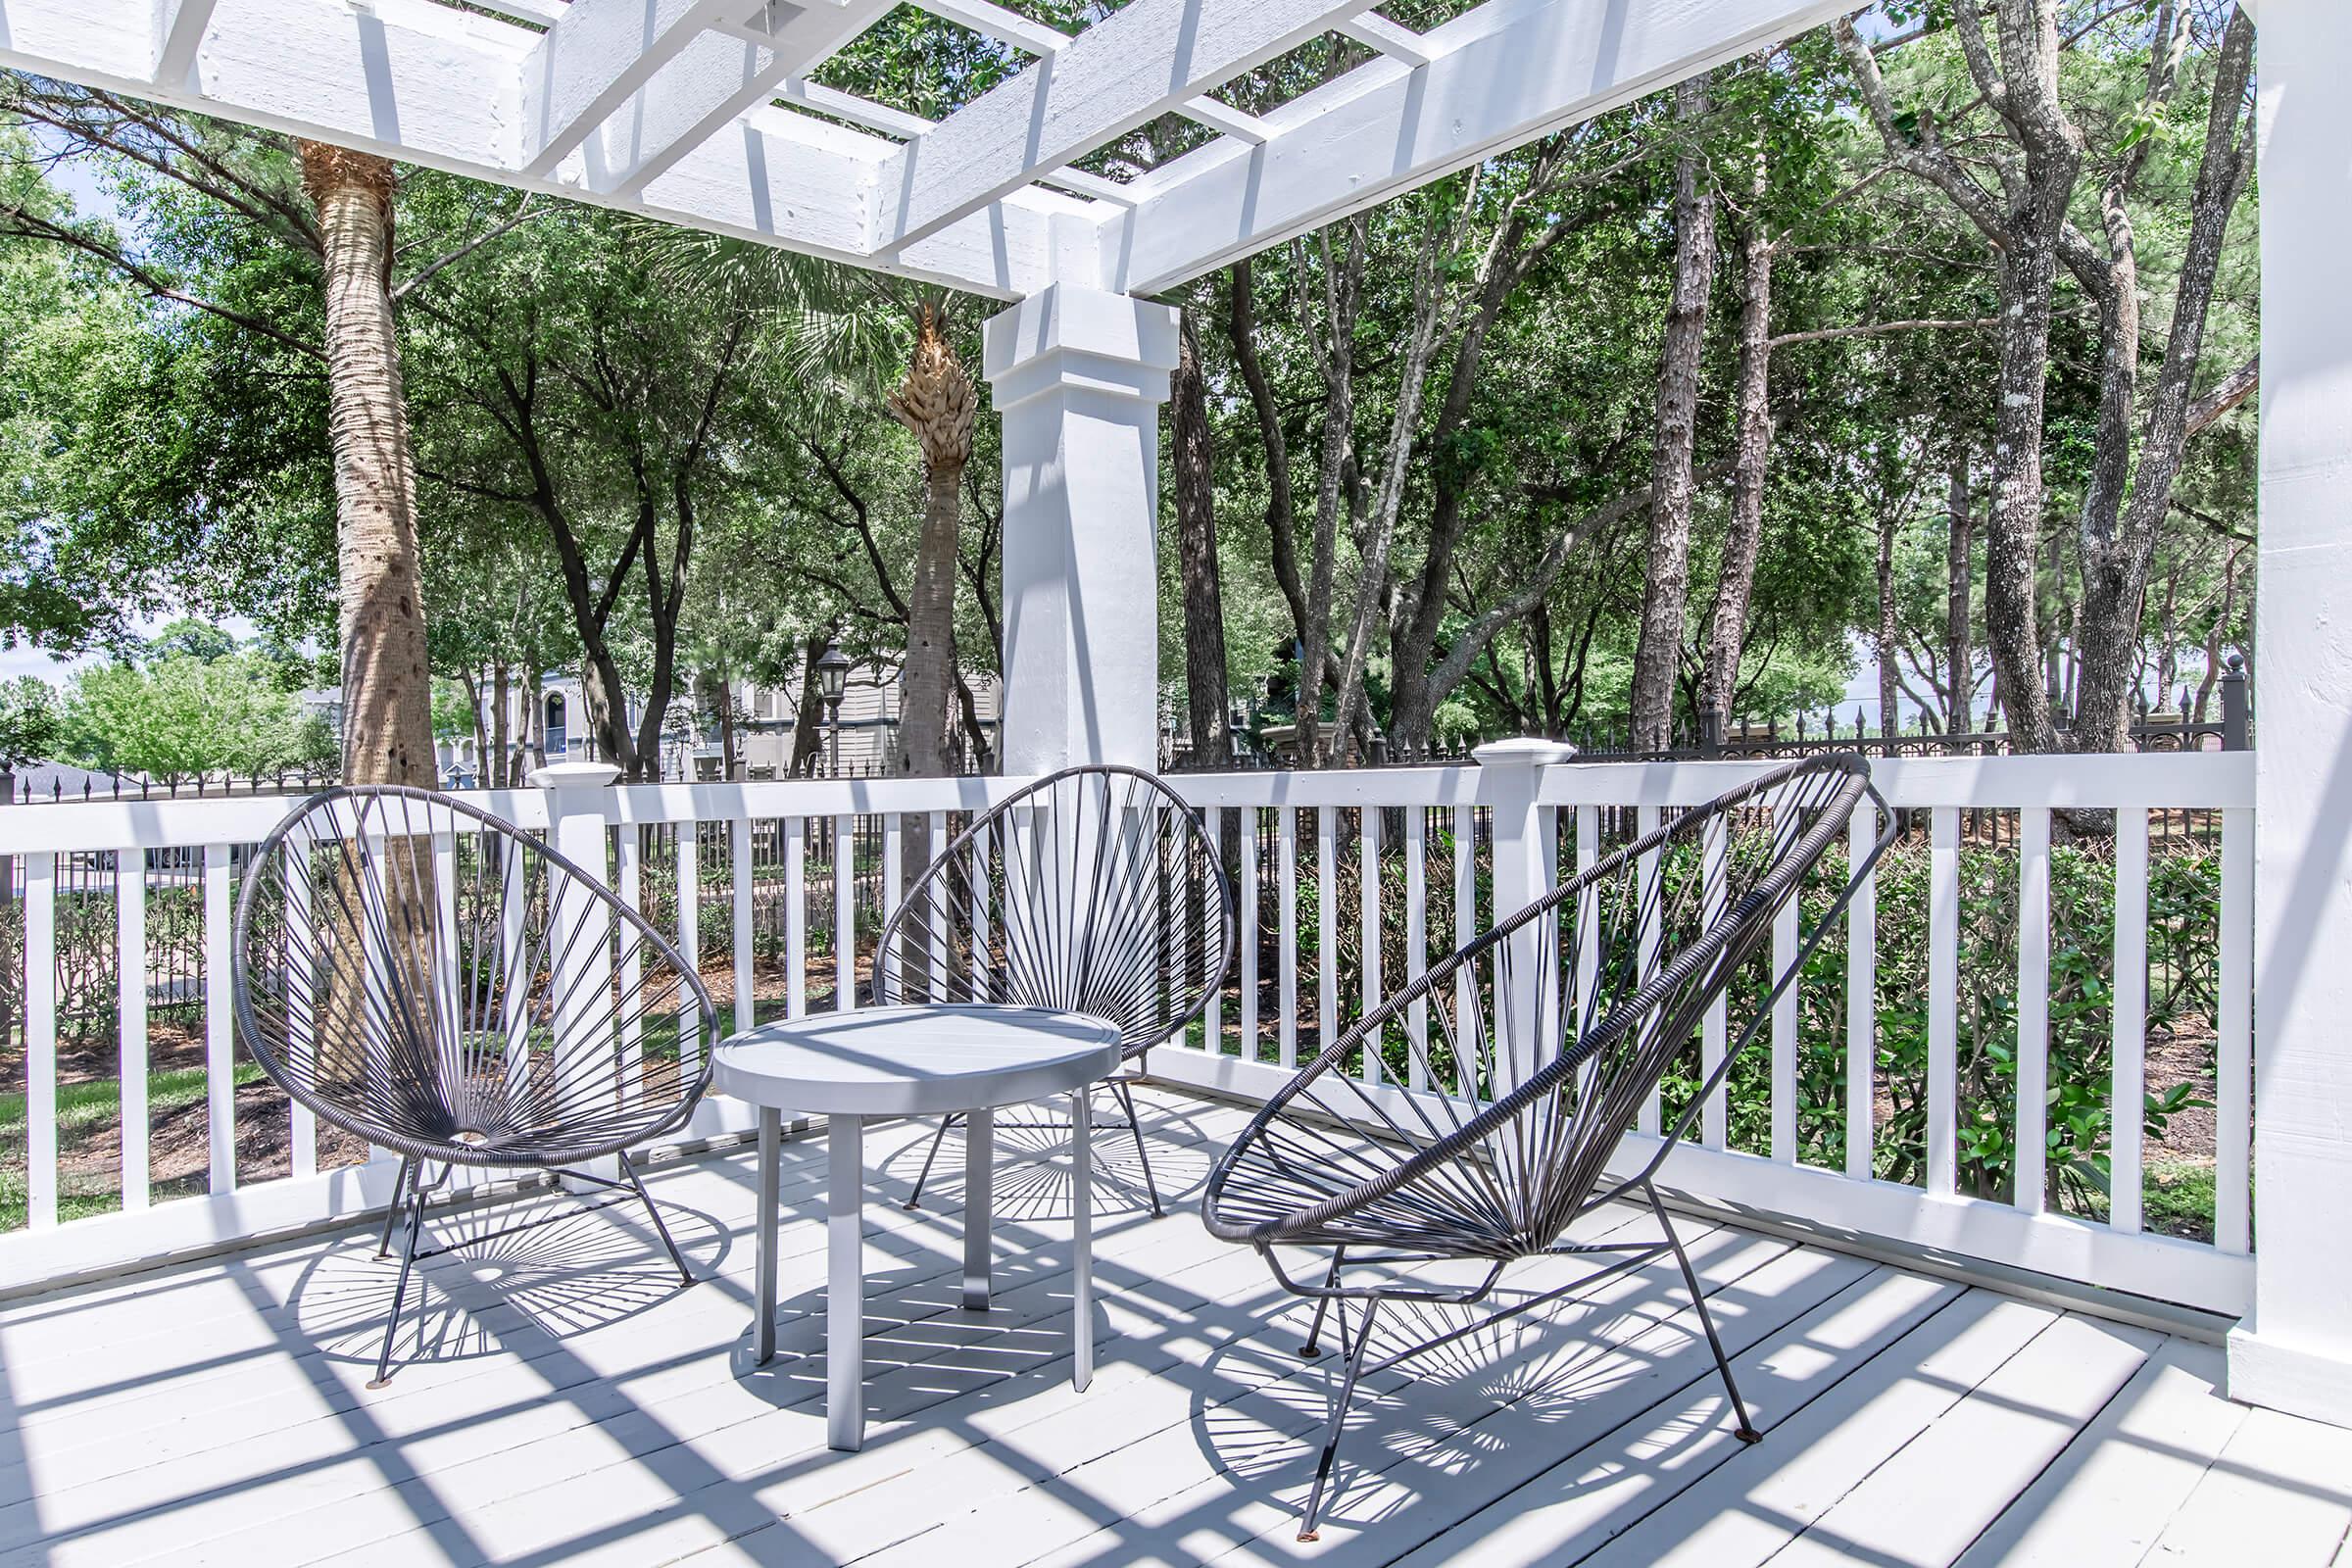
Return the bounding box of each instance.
[1201,754,1894,1541]
[231,786,715,1386]
[874,764,1237,1215]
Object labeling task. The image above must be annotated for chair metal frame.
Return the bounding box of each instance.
[1200,755,1896,1540]
[231,786,716,1386]
[873,763,1238,1216]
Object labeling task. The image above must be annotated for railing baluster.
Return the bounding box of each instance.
[927,810,950,1000]
[1636,804,1661,1137]
[1845,798,1879,1181]
[732,814,756,1035]
[1701,811,1728,1150]
[204,843,235,1196]
[676,823,702,1046]
[785,816,808,1019]
[616,824,644,1102]
[1927,805,1960,1198]
[2016,807,2052,1214]
[1277,806,1298,1069]
[1404,807,1428,1092]
[1453,805,1476,1073]
[25,851,57,1228]
[1200,806,1220,1053]
[2112,805,2150,1234]
[119,850,150,1211]
[2217,805,2253,1252]
[1240,807,1260,1061]
[1359,806,1381,1083]
[1772,853,1800,1164]
[1317,804,1338,1059]
[1576,807,1599,1048]
[834,812,855,1011]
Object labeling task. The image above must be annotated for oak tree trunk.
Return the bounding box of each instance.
[1172,310,1231,768]
[1631,76,1716,754]
[1944,452,1974,729]
[1700,159,1772,725]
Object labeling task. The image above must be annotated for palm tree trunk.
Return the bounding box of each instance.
[888,303,975,779]
[300,141,430,789]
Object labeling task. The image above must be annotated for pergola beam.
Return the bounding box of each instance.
[868,0,1377,255]
[0,0,1085,299]
[1102,0,1856,293]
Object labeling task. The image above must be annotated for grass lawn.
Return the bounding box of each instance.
[2,1060,269,1231]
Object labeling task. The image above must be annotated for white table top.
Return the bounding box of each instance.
[711,1004,1124,1116]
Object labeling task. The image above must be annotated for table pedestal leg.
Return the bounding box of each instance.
[963,1108,994,1310]
[754,1107,779,1363]
[828,1113,866,1451]
[1071,1087,1093,1392]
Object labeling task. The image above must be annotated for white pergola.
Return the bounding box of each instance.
[3,0,2347,1431]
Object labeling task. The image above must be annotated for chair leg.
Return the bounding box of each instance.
[620,1154,694,1287]
[1647,1179,1760,1444]
[1299,1246,1348,1359]
[368,1178,429,1390]
[1109,1078,1161,1216]
[374,1156,415,1259]
[904,1112,962,1211]
[1298,1295,1381,1544]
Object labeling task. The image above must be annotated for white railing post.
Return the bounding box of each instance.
[533,760,621,1183]
[2235,0,2352,1429]
[1474,739,1576,1091]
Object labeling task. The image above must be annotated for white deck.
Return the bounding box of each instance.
[1,1089,2344,1568]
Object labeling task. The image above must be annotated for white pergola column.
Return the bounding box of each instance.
[982,283,1181,773]
[2230,0,2352,1430]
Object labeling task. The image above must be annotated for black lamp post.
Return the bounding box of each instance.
[816,643,851,777]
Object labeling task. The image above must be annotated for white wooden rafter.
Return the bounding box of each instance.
[17,0,1863,297]
[0,0,1084,298]
[1101,0,1859,292]
[867,0,1381,254]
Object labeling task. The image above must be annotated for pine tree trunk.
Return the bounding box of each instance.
[888,303,975,779]
[1631,76,1716,754]
[300,141,430,788]
[1172,310,1231,768]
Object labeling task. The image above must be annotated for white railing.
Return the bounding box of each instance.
[1,752,2254,1318]
[1152,751,2255,1317]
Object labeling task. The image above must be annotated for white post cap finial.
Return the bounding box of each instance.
[529,760,623,790]
[1472,737,1579,768]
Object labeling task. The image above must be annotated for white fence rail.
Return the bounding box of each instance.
[1,754,2254,1318]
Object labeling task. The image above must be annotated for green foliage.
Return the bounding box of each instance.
[0,674,59,767]
[60,649,320,778]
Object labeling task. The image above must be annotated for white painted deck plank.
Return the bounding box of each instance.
[1,1097,1252,1481]
[1950,1339,2245,1568]
[0,1087,2332,1568]
[1577,1291,2054,1568]
[12,1106,1242,1567]
[2141,1403,2352,1566]
[1754,1310,2160,1568]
